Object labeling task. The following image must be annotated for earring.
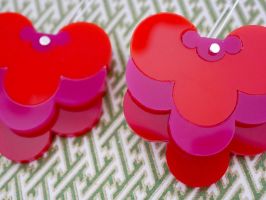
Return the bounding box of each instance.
[0,12,111,162]
[124,13,266,187]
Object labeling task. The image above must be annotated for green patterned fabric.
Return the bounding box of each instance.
[0,0,265,199]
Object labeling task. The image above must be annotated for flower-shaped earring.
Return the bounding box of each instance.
[0,13,111,162]
[124,13,266,187]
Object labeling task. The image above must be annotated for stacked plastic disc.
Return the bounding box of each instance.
[0,13,111,162]
[124,13,266,187]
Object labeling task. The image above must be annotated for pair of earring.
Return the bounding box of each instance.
[0,12,266,187]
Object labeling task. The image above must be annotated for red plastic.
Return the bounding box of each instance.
[166,142,230,187]
[131,13,266,126]
[0,98,102,163]
[53,98,102,137]
[0,13,111,105]
[124,91,169,141]
[0,13,111,162]
[124,90,265,186]
[0,124,52,163]
[125,13,266,187]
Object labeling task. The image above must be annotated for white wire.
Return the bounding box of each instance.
[207,3,231,37]
[213,0,240,37]
[207,0,240,38]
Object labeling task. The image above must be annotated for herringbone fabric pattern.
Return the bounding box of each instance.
[0,0,265,199]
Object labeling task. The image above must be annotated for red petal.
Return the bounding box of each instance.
[231,123,266,155]
[4,55,60,105]
[131,13,195,81]
[124,91,169,141]
[52,98,102,137]
[0,121,52,163]
[228,26,266,95]
[173,79,237,126]
[58,22,112,79]
[1,13,60,105]
[0,13,32,67]
[166,141,230,187]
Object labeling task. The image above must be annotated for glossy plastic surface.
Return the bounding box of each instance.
[126,59,173,111]
[124,91,230,186]
[125,13,266,187]
[0,13,111,162]
[169,107,234,156]
[53,98,103,137]
[124,89,266,186]
[166,141,230,187]
[231,123,266,155]
[235,92,266,125]
[182,30,242,62]
[131,13,266,126]
[124,91,169,141]
[0,98,103,162]
[0,68,106,136]
[0,13,111,106]
[127,59,235,156]
[0,124,52,163]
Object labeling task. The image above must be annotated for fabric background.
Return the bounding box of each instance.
[0,0,265,199]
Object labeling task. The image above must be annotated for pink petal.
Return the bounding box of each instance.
[0,121,52,163]
[52,98,102,137]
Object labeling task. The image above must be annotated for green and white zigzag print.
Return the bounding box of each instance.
[0,0,265,199]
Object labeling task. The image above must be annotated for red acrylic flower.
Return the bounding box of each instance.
[0,12,111,105]
[131,13,266,126]
[0,13,111,162]
[125,13,266,187]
